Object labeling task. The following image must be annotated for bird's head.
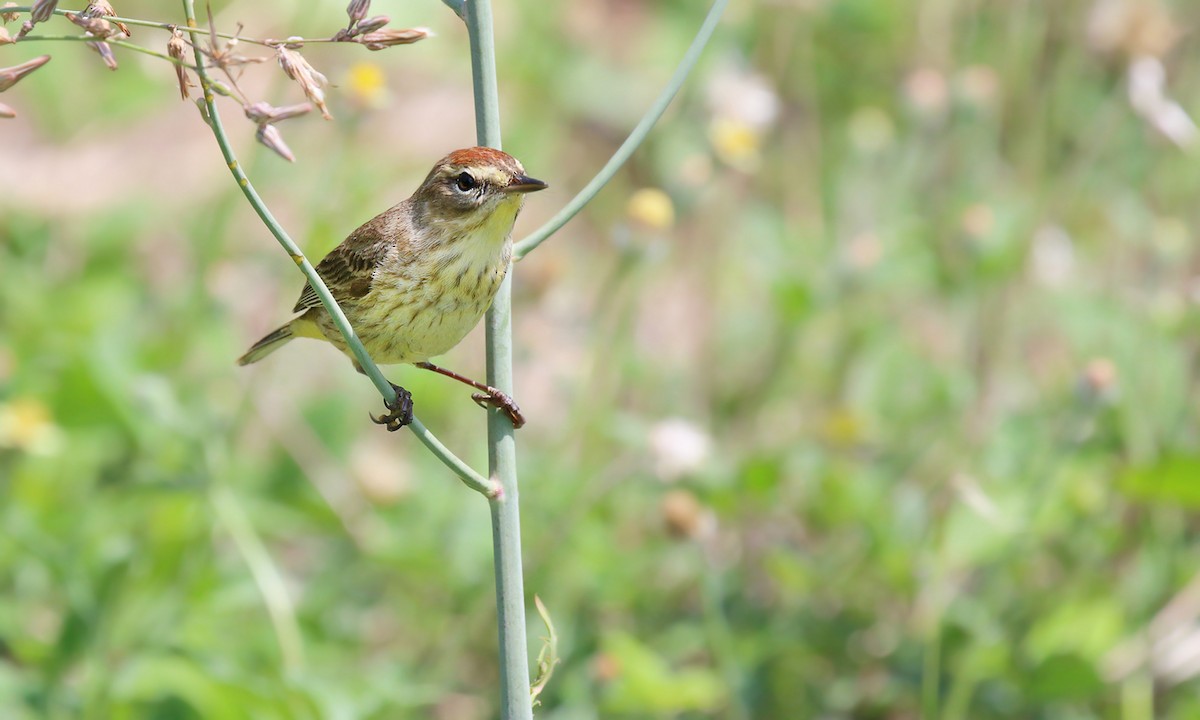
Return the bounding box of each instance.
[413,147,547,233]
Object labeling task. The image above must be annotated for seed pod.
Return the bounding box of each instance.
[66,12,114,39]
[244,101,312,124]
[166,29,189,99]
[346,0,370,26]
[268,102,313,122]
[359,27,431,51]
[0,102,15,119]
[0,28,11,46]
[212,80,237,97]
[0,55,51,92]
[256,123,295,162]
[87,40,118,70]
[354,15,390,35]
[30,0,58,23]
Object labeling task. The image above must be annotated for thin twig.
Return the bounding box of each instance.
[7,6,348,47]
[18,34,197,67]
[513,0,730,260]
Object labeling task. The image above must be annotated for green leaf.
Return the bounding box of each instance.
[111,655,240,718]
[1025,599,1124,664]
[1119,455,1200,507]
[601,633,725,714]
[1027,654,1103,702]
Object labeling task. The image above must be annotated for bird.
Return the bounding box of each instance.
[237,146,547,430]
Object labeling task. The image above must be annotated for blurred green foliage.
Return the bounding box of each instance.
[4,0,1200,718]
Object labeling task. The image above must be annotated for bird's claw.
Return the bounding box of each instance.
[471,388,526,429]
[370,384,414,432]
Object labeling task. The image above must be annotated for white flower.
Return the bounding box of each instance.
[649,418,712,482]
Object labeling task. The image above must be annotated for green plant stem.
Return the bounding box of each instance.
[55,9,197,35]
[702,565,750,720]
[410,417,499,498]
[461,0,533,717]
[180,0,497,498]
[13,6,336,47]
[440,0,466,20]
[922,620,942,719]
[17,34,194,66]
[512,0,729,260]
[209,478,304,676]
[8,6,205,34]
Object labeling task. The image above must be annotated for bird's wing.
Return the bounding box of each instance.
[293,224,392,314]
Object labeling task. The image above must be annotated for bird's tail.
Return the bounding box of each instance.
[237,323,295,366]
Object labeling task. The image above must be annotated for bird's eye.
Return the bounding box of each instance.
[455,172,478,192]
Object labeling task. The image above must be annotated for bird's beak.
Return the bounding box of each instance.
[504,174,548,193]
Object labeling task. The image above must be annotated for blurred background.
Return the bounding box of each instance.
[3,0,1200,717]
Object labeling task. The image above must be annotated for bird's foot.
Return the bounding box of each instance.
[370,383,414,432]
[471,387,526,429]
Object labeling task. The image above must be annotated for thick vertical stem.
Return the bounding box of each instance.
[463,1,533,719]
[466,0,501,145]
[486,283,529,720]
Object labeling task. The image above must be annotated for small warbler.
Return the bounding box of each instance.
[238,146,547,430]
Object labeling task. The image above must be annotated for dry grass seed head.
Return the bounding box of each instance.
[202,10,256,72]
[191,11,267,103]
[275,46,330,119]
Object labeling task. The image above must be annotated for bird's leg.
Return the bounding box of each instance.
[355,363,414,431]
[414,361,526,429]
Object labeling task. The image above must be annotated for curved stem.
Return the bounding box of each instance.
[410,417,498,497]
[180,0,496,498]
[512,0,729,260]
